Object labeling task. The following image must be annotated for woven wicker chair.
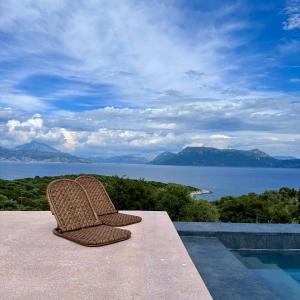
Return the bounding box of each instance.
[47,179,131,246]
[75,176,142,226]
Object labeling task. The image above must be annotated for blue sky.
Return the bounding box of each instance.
[0,0,300,157]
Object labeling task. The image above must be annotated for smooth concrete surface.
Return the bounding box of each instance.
[0,211,212,300]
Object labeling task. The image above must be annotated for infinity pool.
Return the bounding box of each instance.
[233,250,300,300]
[176,222,300,299]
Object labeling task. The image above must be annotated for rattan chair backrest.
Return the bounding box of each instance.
[75,176,117,216]
[47,179,101,232]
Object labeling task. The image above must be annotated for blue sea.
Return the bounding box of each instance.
[0,162,299,200]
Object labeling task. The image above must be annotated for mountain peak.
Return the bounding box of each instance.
[0,141,89,163]
[150,151,176,164]
[248,148,270,157]
[158,151,176,157]
[14,141,60,153]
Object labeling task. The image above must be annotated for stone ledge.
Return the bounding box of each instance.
[1,211,212,300]
[175,222,300,249]
[175,221,300,234]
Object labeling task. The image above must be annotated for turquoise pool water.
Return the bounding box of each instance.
[233,250,300,300]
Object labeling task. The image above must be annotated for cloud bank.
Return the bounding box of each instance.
[0,0,299,157]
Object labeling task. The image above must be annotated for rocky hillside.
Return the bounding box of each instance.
[150,147,300,168]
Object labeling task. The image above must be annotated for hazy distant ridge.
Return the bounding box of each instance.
[90,155,148,164]
[0,141,89,163]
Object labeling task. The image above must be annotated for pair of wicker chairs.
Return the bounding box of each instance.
[47,176,142,247]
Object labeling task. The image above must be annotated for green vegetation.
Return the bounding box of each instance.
[215,187,300,223]
[0,174,216,222]
[181,200,219,222]
[1,175,299,223]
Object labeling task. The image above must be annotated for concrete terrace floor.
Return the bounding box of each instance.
[0,211,212,300]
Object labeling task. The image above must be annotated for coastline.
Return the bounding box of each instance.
[190,189,212,198]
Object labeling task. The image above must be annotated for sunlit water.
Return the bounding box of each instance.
[0,162,299,200]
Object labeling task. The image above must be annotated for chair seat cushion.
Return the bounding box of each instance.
[99,213,142,227]
[53,225,131,246]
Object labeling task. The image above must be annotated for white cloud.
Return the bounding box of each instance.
[1,94,300,156]
[7,113,43,131]
[0,94,49,112]
[0,0,255,110]
[210,134,232,139]
[4,114,82,150]
[6,114,43,144]
[283,0,300,30]
[0,106,22,121]
[58,128,81,150]
[0,1,299,156]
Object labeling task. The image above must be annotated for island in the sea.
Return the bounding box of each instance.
[150,146,300,168]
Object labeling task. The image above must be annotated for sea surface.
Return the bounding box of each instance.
[0,162,300,200]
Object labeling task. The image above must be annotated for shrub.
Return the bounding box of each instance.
[181,200,219,222]
[0,194,18,210]
[154,184,193,220]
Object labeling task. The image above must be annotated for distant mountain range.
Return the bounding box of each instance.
[0,141,89,163]
[1,142,299,168]
[0,141,148,164]
[90,155,148,164]
[150,147,300,168]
